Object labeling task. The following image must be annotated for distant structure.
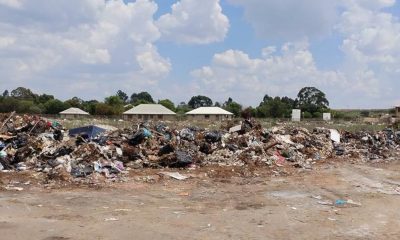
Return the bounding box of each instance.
[186,107,233,121]
[323,113,332,121]
[122,104,176,121]
[396,106,400,118]
[59,107,89,119]
[292,109,301,122]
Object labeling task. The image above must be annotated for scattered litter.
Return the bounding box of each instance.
[5,186,24,191]
[104,218,119,222]
[334,199,362,207]
[330,129,341,143]
[317,201,333,206]
[114,209,132,212]
[159,172,189,180]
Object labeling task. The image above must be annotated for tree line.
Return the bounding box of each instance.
[0,86,330,118]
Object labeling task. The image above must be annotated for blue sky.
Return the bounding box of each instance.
[1,0,400,108]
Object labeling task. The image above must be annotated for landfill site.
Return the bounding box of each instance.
[1,112,400,240]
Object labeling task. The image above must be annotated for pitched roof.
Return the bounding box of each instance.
[123,104,176,115]
[59,107,89,115]
[186,107,233,115]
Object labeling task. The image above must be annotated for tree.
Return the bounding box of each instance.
[214,102,221,107]
[0,97,18,112]
[176,102,191,114]
[256,95,294,118]
[262,94,273,103]
[296,87,329,114]
[117,90,128,103]
[2,90,9,97]
[130,92,154,104]
[105,95,123,106]
[36,94,54,104]
[95,103,115,115]
[158,99,176,112]
[44,99,69,114]
[11,87,37,100]
[65,97,84,108]
[82,100,98,115]
[223,97,242,117]
[188,95,213,109]
[104,95,124,114]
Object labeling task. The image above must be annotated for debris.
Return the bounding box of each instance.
[334,199,362,207]
[0,111,398,183]
[69,125,106,140]
[330,129,341,143]
[5,186,24,191]
[317,201,333,206]
[104,218,119,222]
[229,125,242,133]
[159,172,189,180]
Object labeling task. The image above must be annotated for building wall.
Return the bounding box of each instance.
[396,107,400,118]
[188,114,233,121]
[60,114,87,119]
[123,114,176,121]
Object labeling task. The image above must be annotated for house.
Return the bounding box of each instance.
[123,104,176,121]
[396,106,400,118]
[185,107,233,121]
[59,107,89,119]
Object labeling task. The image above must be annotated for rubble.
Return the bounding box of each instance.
[0,112,399,184]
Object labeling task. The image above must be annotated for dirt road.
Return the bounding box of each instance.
[1,161,400,240]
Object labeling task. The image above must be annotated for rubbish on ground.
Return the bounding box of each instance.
[5,186,24,191]
[317,201,334,206]
[69,125,106,139]
[104,218,119,221]
[159,172,189,180]
[334,199,362,207]
[0,112,398,183]
[330,129,341,143]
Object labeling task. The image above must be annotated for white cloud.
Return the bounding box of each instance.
[191,41,345,106]
[157,0,229,44]
[336,0,400,105]
[0,0,22,9]
[188,0,399,108]
[227,0,339,40]
[0,0,171,99]
[0,36,15,48]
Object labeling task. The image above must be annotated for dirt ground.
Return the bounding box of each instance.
[1,160,400,240]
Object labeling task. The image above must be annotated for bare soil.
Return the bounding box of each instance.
[1,160,400,240]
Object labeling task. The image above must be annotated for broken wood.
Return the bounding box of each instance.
[0,111,16,133]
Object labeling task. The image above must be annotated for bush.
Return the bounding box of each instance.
[312,112,322,118]
[303,111,313,118]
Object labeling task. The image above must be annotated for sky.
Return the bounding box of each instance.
[0,0,400,108]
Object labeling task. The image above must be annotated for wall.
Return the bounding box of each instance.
[123,114,176,121]
[187,114,233,121]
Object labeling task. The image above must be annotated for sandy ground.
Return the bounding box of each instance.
[1,161,400,240]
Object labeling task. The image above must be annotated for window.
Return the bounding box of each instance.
[205,115,210,119]
[158,115,163,120]
[138,115,142,119]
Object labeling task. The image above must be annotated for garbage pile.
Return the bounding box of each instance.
[0,113,399,181]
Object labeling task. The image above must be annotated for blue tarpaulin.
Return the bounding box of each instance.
[68,125,106,139]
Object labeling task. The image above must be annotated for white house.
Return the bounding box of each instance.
[186,107,233,121]
[123,104,176,121]
[59,107,89,119]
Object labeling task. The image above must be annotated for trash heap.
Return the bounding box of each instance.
[0,113,399,181]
